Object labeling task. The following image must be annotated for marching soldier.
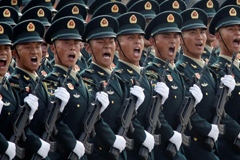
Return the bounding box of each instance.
[8,19,79,159]
[175,8,235,160]
[192,0,219,65]
[0,0,22,17]
[144,11,198,160]
[44,16,125,160]
[209,5,240,160]
[114,11,170,160]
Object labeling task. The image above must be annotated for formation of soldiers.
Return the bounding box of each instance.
[0,0,240,160]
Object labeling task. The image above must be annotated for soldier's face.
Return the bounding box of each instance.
[13,42,42,73]
[206,18,216,43]
[86,37,115,69]
[0,45,11,77]
[51,39,80,67]
[181,28,207,59]
[117,33,144,66]
[216,25,240,54]
[150,32,180,63]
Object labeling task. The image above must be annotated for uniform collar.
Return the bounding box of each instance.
[55,64,78,80]
[183,54,205,68]
[16,67,38,81]
[205,44,213,53]
[115,50,119,58]
[0,76,3,83]
[92,62,112,75]
[219,54,240,69]
[155,57,175,70]
[143,46,155,56]
[119,59,141,74]
[78,52,82,61]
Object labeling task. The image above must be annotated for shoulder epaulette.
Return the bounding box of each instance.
[153,62,161,67]
[179,63,186,68]
[12,74,20,79]
[114,69,123,74]
[51,72,59,77]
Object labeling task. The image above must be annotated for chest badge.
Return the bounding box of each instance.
[107,90,114,95]
[201,82,208,87]
[25,86,30,92]
[73,93,80,98]
[41,70,47,77]
[171,85,178,89]
[3,102,10,106]
[167,75,173,82]
[67,83,74,90]
[236,82,240,86]
[74,65,80,72]
[195,73,201,79]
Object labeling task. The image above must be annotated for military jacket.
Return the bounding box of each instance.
[81,47,91,63]
[74,55,88,73]
[201,46,218,66]
[46,47,54,62]
[139,48,155,66]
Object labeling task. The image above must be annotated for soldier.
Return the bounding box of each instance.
[0,0,22,17]
[144,10,201,160]
[192,0,219,65]
[114,11,171,160]
[44,16,126,160]
[8,19,80,159]
[209,5,240,160]
[80,14,148,160]
[175,8,235,160]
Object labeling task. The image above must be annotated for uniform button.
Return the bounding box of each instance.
[174,96,177,99]
[77,104,80,108]
[206,93,208,95]
[8,112,10,115]
[194,137,198,141]
[99,147,102,150]
[112,101,114,104]
[238,92,240,95]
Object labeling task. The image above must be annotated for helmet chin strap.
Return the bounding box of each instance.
[116,38,133,63]
[218,30,232,54]
[180,34,193,56]
[88,42,99,64]
[153,37,163,59]
[53,42,65,66]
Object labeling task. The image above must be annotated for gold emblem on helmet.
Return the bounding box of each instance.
[37,9,45,17]
[145,2,152,10]
[230,8,237,16]
[100,18,108,27]
[206,0,213,8]
[167,14,175,23]
[111,4,119,13]
[129,15,137,24]
[11,0,17,5]
[67,19,75,29]
[0,25,4,34]
[27,22,35,32]
[191,10,199,19]
[72,6,79,14]
[3,9,10,18]
[173,1,179,9]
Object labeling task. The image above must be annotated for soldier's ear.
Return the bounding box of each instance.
[50,44,55,54]
[215,32,221,42]
[11,49,17,59]
[180,34,184,45]
[149,37,155,46]
[85,42,92,54]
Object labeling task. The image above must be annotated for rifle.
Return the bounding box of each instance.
[68,71,116,160]
[138,59,170,160]
[166,61,208,158]
[108,47,151,160]
[204,52,237,151]
[31,66,72,160]
[0,57,46,160]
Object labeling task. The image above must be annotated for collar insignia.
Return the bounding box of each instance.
[127,69,133,74]
[24,75,30,80]
[191,64,197,68]
[98,71,104,75]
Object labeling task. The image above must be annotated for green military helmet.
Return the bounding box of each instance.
[117,11,146,35]
[209,5,240,35]
[22,0,30,6]
[192,0,219,18]
[0,6,18,26]
[88,0,121,15]
[21,0,56,14]
[220,0,240,9]
[52,3,87,23]
[0,23,13,45]
[128,0,159,20]
[83,15,118,42]
[12,19,45,46]
[159,0,186,13]
[155,0,167,4]
[19,6,52,27]
[0,0,22,17]
[181,8,208,31]
[45,16,85,44]
[56,0,87,10]
[91,1,127,19]
[145,11,182,40]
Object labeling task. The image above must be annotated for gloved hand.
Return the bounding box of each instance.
[221,75,236,94]
[113,135,126,153]
[154,82,169,104]
[37,138,50,159]
[130,85,145,110]
[208,124,219,142]
[0,99,3,115]
[237,132,240,139]
[189,84,203,107]
[73,140,85,159]
[54,87,70,112]
[169,131,182,151]
[142,130,155,152]
[96,91,110,114]
[5,141,16,160]
[24,94,38,120]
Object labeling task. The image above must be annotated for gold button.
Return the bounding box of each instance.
[194,137,198,141]
[99,147,102,150]
[112,101,114,104]
[238,92,240,95]
[175,96,177,99]
[206,93,208,95]
[77,104,80,108]
[8,112,10,115]
[186,62,188,64]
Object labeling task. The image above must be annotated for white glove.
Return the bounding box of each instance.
[237,132,240,139]
[96,91,109,114]
[169,131,182,151]
[5,142,16,160]
[142,130,155,152]
[54,87,70,112]
[113,135,126,153]
[221,75,236,94]
[189,84,203,107]
[37,138,50,159]
[73,140,85,159]
[0,99,3,115]
[208,124,219,142]
[154,82,169,104]
[24,94,38,120]
[130,85,145,110]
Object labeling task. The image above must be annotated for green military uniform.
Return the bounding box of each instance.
[9,19,77,160]
[209,5,240,160]
[144,11,187,160]
[81,47,92,64]
[175,8,220,160]
[127,0,159,66]
[44,16,118,160]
